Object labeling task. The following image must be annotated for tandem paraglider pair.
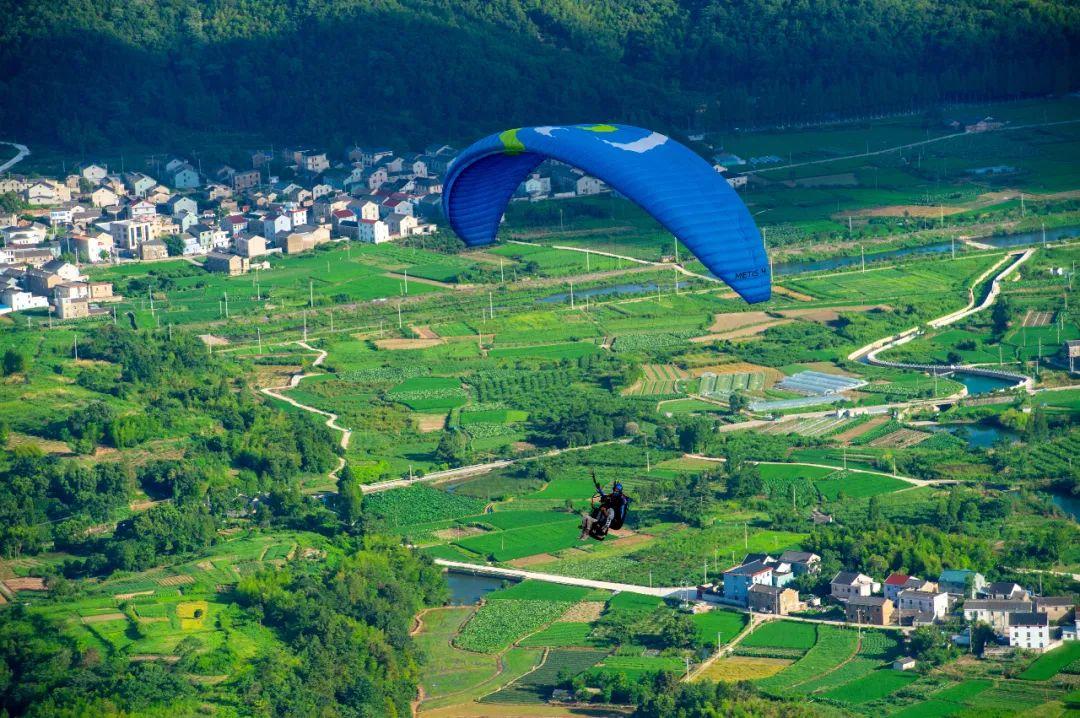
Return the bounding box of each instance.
[579,472,630,541]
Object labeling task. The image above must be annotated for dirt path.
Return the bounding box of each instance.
[0,141,29,174]
[258,340,351,483]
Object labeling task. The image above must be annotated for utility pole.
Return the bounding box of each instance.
[257,327,262,353]
[224,291,229,318]
[569,281,574,309]
[951,236,956,260]
[403,269,408,295]
[309,280,313,308]
[303,310,308,342]
[397,302,402,328]
[860,244,865,272]
[1020,192,1025,217]
[488,291,493,318]
[500,258,505,283]
[73,333,78,360]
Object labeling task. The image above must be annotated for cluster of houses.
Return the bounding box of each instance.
[0,257,117,319]
[699,556,1075,654]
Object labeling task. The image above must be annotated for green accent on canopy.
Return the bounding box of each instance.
[582,124,618,133]
[499,128,526,154]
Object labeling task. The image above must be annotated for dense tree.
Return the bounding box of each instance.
[2,348,25,376]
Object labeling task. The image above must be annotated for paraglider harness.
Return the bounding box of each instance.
[583,472,630,541]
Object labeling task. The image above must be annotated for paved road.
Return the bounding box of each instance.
[433,559,682,597]
[0,141,29,174]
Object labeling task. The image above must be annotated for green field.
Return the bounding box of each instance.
[453,517,584,561]
[1019,641,1080,680]
[587,654,685,680]
[386,376,467,411]
[741,621,817,651]
[691,610,748,647]
[454,600,567,653]
[517,622,604,648]
[487,580,590,603]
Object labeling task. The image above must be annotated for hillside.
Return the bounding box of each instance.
[1,0,1077,151]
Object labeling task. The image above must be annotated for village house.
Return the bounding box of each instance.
[262,212,292,239]
[1,289,48,312]
[127,199,157,222]
[1065,340,1080,374]
[233,169,260,192]
[386,213,419,238]
[55,295,90,319]
[939,569,986,598]
[89,186,119,208]
[234,233,267,258]
[962,599,1035,633]
[138,239,169,260]
[349,199,380,221]
[723,561,774,606]
[280,225,330,254]
[123,172,157,198]
[1033,597,1076,623]
[166,195,198,218]
[2,223,47,246]
[778,551,821,575]
[747,584,800,615]
[846,595,894,626]
[223,214,248,236]
[1009,613,1051,651]
[897,589,950,623]
[168,163,200,189]
[72,232,114,263]
[0,246,58,267]
[25,180,71,205]
[110,220,157,253]
[81,164,108,184]
[204,252,249,275]
[355,218,390,245]
[831,571,879,602]
[575,174,606,196]
[294,150,329,175]
[207,184,233,202]
[883,573,936,602]
[984,582,1030,601]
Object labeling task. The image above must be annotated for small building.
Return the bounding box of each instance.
[897,589,950,622]
[1,289,48,311]
[723,561,774,607]
[831,571,878,602]
[939,569,986,598]
[166,195,198,218]
[89,186,119,208]
[984,582,1030,601]
[1008,613,1051,651]
[356,218,390,244]
[778,551,821,575]
[1034,597,1076,623]
[233,169,260,191]
[846,595,894,626]
[893,657,916,671]
[235,234,267,258]
[139,239,169,260]
[962,599,1035,633]
[1066,340,1080,374]
[204,252,249,276]
[111,220,157,252]
[55,297,90,319]
[747,584,799,615]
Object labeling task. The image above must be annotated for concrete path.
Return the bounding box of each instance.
[0,141,29,174]
[433,559,682,597]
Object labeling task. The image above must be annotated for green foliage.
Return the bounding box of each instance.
[454,600,565,653]
[362,485,486,528]
[2,348,25,375]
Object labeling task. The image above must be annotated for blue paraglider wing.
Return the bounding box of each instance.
[442,124,770,303]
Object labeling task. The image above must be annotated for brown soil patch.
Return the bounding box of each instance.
[607,533,653,549]
[114,590,155,600]
[81,612,126,624]
[708,311,774,332]
[375,337,444,350]
[196,561,215,571]
[157,574,195,587]
[130,499,162,512]
[198,334,230,346]
[776,305,891,323]
[772,285,814,302]
[416,413,448,433]
[845,204,968,219]
[560,602,605,623]
[7,432,71,455]
[433,526,487,541]
[833,415,888,443]
[869,428,931,449]
[4,577,46,591]
[130,655,181,663]
[512,441,537,453]
[508,553,559,568]
[691,319,792,343]
[413,325,440,339]
[461,250,511,265]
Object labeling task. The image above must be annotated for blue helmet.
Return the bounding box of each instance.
[614,482,623,492]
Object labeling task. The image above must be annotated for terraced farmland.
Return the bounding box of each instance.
[482,648,608,703]
[699,371,765,398]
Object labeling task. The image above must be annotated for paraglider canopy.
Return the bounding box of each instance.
[442,124,771,303]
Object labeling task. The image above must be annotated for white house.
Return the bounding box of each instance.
[81,164,108,184]
[123,172,157,198]
[575,175,606,196]
[128,200,157,222]
[1,289,49,311]
[1008,613,1051,651]
[262,213,292,238]
[897,589,950,621]
[169,164,200,189]
[2,224,47,246]
[110,220,156,252]
[387,214,418,237]
[167,196,198,218]
[349,200,380,221]
[89,187,119,208]
[831,571,879,601]
[962,600,1035,633]
[357,218,390,244]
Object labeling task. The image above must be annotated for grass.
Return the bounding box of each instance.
[1019,641,1080,680]
[886,699,964,718]
[453,517,583,561]
[691,610,748,647]
[386,376,467,411]
[587,654,685,680]
[741,621,817,651]
[931,679,994,703]
[363,485,487,528]
[453,600,566,653]
[517,622,604,648]
[483,648,608,703]
[757,625,858,693]
[415,607,502,701]
[820,669,917,703]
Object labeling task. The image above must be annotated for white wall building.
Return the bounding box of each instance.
[357,219,390,244]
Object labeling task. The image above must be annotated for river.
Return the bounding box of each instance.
[772,225,1080,277]
[923,422,1019,448]
[1050,494,1080,522]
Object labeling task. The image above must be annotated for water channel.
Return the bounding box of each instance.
[445,571,512,605]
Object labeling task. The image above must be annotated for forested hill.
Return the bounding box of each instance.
[1,0,1077,151]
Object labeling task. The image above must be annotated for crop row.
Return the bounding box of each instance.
[454,600,566,653]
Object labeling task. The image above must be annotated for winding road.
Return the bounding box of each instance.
[0,141,29,174]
